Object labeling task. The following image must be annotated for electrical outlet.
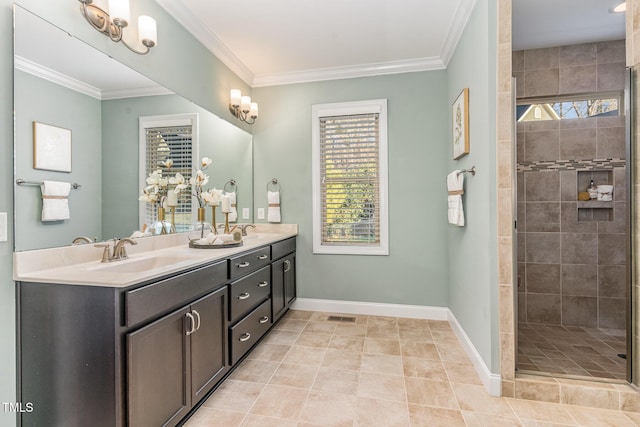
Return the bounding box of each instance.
[0,212,7,242]
[257,208,265,220]
[242,208,250,220]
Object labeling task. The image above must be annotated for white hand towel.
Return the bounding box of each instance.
[268,191,281,223]
[41,180,71,222]
[447,171,464,226]
[226,192,238,222]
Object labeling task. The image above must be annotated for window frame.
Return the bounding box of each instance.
[311,99,389,255]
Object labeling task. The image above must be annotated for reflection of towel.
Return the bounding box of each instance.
[41,180,71,222]
[268,191,281,223]
[227,192,237,222]
[447,171,464,226]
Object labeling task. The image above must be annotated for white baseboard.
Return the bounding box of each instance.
[290,298,501,396]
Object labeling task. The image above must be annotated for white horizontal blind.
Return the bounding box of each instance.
[319,113,380,246]
[144,125,193,231]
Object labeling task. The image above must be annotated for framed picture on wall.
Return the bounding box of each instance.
[452,88,469,160]
[33,121,72,172]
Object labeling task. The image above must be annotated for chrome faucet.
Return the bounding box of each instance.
[94,238,138,263]
[239,224,256,236]
[71,236,95,245]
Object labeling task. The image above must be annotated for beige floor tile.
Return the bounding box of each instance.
[355,397,410,427]
[240,414,297,427]
[405,377,459,409]
[230,359,280,383]
[462,411,522,426]
[367,315,398,326]
[366,324,400,339]
[397,318,431,328]
[408,404,466,427]
[562,405,638,427]
[360,353,404,376]
[312,367,360,395]
[428,320,453,330]
[442,360,483,385]
[201,379,264,412]
[309,312,341,322]
[295,331,333,348]
[401,341,440,359]
[184,407,246,427]
[437,344,471,362]
[284,345,327,366]
[399,327,433,342]
[269,363,319,389]
[334,323,367,337]
[519,421,576,427]
[363,337,401,355]
[322,349,363,371]
[298,390,357,427]
[623,411,640,424]
[358,372,407,402]
[505,398,577,424]
[452,383,516,418]
[247,343,291,362]
[328,335,365,352]
[284,310,314,321]
[402,356,448,381]
[304,321,338,335]
[262,329,301,345]
[276,319,309,332]
[250,385,309,420]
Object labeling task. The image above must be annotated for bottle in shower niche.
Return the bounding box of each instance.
[587,180,598,200]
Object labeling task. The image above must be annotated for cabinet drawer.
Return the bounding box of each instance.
[272,237,296,261]
[125,261,227,327]
[229,266,271,323]
[229,299,272,365]
[229,246,271,280]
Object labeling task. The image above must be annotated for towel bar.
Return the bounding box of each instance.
[457,166,476,176]
[16,179,81,189]
[223,179,237,193]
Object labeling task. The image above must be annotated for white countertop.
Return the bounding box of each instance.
[13,224,297,288]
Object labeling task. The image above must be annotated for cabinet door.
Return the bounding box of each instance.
[271,257,287,322]
[284,254,296,305]
[127,306,191,427]
[191,286,229,403]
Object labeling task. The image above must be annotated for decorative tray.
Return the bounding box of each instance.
[189,240,243,249]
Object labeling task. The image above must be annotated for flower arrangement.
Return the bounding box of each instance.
[139,168,169,206]
[190,157,212,208]
[202,188,223,206]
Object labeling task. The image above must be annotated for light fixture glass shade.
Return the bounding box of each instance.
[249,102,259,118]
[230,89,242,107]
[108,0,131,25]
[240,96,252,113]
[614,2,626,12]
[138,15,157,45]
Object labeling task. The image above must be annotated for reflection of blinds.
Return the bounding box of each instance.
[145,125,192,230]
[319,113,380,245]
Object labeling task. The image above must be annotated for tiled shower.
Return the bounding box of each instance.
[514,40,628,379]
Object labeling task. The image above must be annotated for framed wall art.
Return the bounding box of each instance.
[452,88,469,160]
[33,121,72,172]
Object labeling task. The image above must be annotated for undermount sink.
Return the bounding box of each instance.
[242,232,281,240]
[89,256,193,273]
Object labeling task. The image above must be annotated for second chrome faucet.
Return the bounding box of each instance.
[95,238,138,263]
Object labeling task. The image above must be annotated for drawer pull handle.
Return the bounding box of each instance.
[239,333,251,342]
[284,260,292,273]
[258,281,269,288]
[237,262,250,268]
[258,254,269,260]
[259,316,269,324]
[238,292,251,300]
[185,313,196,336]
[192,310,201,331]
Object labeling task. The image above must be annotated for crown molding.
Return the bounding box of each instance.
[155,0,255,86]
[252,57,446,87]
[440,0,478,67]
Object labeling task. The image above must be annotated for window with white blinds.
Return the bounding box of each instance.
[139,114,198,232]
[312,100,388,255]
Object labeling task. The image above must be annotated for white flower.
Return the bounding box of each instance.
[169,172,188,192]
[158,178,169,188]
[201,157,212,169]
[189,169,209,187]
[160,159,174,168]
[139,186,159,203]
[202,188,223,206]
[146,169,163,186]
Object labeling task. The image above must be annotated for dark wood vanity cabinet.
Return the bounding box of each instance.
[17,237,296,427]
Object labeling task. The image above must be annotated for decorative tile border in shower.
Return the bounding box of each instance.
[517,158,626,172]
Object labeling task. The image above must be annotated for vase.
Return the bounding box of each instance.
[211,205,218,234]
[150,207,174,235]
[192,207,212,237]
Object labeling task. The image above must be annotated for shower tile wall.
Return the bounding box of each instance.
[514,40,627,330]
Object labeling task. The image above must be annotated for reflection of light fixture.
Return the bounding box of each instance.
[609,1,626,13]
[78,0,157,55]
[229,89,259,124]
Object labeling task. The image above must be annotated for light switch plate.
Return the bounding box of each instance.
[257,208,265,220]
[242,208,250,220]
[0,212,7,242]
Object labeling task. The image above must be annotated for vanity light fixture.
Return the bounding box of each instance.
[78,0,157,55]
[610,1,626,13]
[229,89,259,124]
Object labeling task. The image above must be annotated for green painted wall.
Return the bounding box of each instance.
[252,71,451,307]
[446,0,500,372]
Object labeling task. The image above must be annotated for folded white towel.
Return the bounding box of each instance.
[447,171,464,226]
[41,180,71,222]
[268,191,281,223]
[130,230,152,239]
[226,192,238,222]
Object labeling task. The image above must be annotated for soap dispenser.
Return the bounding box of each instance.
[587,180,598,200]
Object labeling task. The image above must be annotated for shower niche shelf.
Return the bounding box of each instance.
[577,201,614,209]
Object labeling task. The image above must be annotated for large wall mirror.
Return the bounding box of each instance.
[14,5,253,251]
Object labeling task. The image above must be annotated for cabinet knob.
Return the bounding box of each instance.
[238,292,251,300]
[185,312,196,336]
[259,316,269,324]
[237,262,250,268]
[258,254,269,260]
[239,333,251,342]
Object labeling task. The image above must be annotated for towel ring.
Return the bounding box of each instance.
[457,166,476,176]
[267,178,281,192]
[223,179,237,193]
